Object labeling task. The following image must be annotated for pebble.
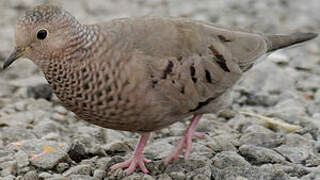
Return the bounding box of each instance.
[142,174,155,180]
[275,145,310,164]
[63,164,93,177]
[93,169,107,179]
[56,163,70,173]
[157,173,172,180]
[239,145,285,164]
[67,140,87,163]
[0,161,18,177]
[22,171,39,180]
[268,52,290,65]
[14,151,29,168]
[239,132,285,148]
[169,171,186,180]
[212,151,250,169]
[27,83,53,100]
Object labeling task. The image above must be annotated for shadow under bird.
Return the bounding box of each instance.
[3,4,318,175]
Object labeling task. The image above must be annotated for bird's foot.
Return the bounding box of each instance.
[110,155,151,175]
[164,114,204,165]
[110,133,151,175]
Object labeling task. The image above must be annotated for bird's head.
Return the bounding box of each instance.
[3,4,79,69]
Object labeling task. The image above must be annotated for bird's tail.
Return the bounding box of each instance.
[266,32,318,53]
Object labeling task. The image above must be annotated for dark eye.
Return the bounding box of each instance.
[37,29,48,40]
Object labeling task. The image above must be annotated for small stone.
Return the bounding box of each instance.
[14,151,29,168]
[54,105,68,115]
[235,177,248,180]
[277,164,310,177]
[268,52,289,65]
[187,166,211,180]
[145,138,174,160]
[212,151,250,169]
[96,157,112,169]
[0,80,17,97]
[169,171,186,180]
[69,175,97,180]
[68,140,87,163]
[205,134,238,152]
[51,112,68,122]
[121,173,143,180]
[1,175,16,180]
[239,132,284,148]
[273,99,307,117]
[93,169,107,179]
[239,145,285,164]
[142,174,155,180]
[243,124,274,134]
[14,101,27,111]
[107,168,124,180]
[27,140,69,169]
[27,83,53,100]
[157,173,172,180]
[301,167,320,180]
[56,163,69,173]
[218,109,236,119]
[22,171,39,180]
[275,145,309,164]
[103,141,131,154]
[284,133,312,147]
[0,161,18,177]
[38,172,53,179]
[63,164,92,177]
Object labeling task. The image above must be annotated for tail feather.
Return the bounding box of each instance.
[266,32,318,53]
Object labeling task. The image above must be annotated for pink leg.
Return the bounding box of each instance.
[164,114,204,165]
[110,132,151,175]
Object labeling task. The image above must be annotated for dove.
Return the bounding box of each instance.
[3,4,317,175]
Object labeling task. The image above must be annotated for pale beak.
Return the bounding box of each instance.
[3,46,27,70]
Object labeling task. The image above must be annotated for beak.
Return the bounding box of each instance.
[3,46,27,70]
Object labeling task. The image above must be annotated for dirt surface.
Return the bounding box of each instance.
[0,0,319,180]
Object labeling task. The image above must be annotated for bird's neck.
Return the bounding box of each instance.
[63,24,101,61]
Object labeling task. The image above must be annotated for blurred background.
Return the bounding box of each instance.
[0,0,319,180]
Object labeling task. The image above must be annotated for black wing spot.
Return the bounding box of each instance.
[216,60,230,72]
[162,61,174,79]
[151,80,158,88]
[190,66,196,76]
[218,35,232,42]
[189,96,216,112]
[208,45,230,72]
[190,65,197,83]
[205,70,212,83]
[180,86,185,94]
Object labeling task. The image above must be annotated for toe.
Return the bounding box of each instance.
[138,160,149,174]
[124,159,138,175]
[110,159,132,172]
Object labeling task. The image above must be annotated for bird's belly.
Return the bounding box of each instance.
[63,100,187,132]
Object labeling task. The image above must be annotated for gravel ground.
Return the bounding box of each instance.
[0,0,320,180]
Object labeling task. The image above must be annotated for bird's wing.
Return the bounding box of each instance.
[97,17,270,115]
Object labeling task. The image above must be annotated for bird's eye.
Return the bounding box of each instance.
[37,29,48,40]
